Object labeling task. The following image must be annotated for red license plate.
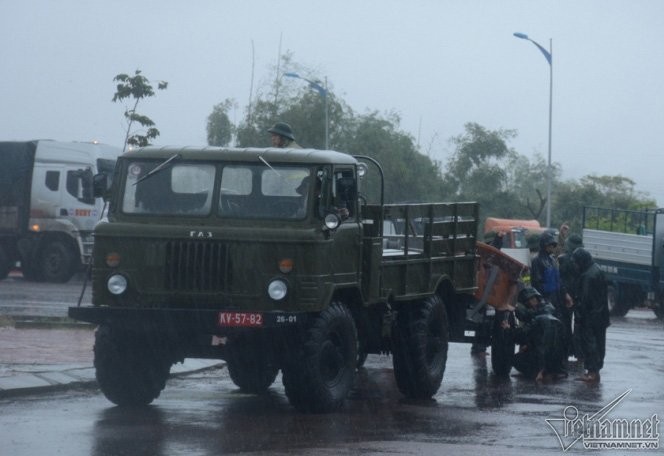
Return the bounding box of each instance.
[218,312,264,327]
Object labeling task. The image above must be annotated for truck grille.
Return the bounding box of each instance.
[164,241,229,291]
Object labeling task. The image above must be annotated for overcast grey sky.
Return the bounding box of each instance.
[2,0,663,204]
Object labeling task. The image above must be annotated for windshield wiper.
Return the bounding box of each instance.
[258,155,282,178]
[133,153,181,185]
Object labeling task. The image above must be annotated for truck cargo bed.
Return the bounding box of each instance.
[582,229,652,266]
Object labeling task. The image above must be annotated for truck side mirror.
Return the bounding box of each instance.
[92,173,109,199]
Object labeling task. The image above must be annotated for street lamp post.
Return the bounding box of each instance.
[283,72,329,149]
[513,32,553,228]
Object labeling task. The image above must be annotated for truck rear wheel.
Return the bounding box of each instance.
[608,285,630,317]
[226,334,279,394]
[392,294,449,399]
[282,301,357,413]
[39,240,75,283]
[94,324,172,406]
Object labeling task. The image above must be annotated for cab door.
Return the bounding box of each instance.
[326,167,362,285]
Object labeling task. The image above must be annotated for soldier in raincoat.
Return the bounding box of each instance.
[571,247,609,383]
[531,230,573,356]
[513,287,567,382]
[558,233,585,359]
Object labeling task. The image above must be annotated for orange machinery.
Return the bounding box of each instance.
[474,241,529,312]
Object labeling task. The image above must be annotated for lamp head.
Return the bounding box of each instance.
[513,32,529,39]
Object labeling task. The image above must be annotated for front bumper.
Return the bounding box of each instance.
[68,306,307,334]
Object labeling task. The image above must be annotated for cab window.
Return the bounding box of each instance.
[333,168,357,220]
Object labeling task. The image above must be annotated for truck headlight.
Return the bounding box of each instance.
[323,213,340,230]
[267,279,288,301]
[107,274,128,295]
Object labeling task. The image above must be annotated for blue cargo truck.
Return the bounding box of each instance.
[582,206,664,319]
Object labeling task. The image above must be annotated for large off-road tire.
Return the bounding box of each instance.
[94,324,172,406]
[392,294,449,399]
[282,301,357,413]
[607,285,630,317]
[226,334,279,394]
[0,245,11,280]
[39,240,76,283]
[490,310,515,377]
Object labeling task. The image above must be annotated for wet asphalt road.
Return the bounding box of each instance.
[0,276,663,455]
[0,272,92,318]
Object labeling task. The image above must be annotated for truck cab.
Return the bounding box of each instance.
[0,140,121,282]
[483,217,543,265]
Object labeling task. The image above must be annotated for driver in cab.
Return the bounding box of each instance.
[296,176,349,220]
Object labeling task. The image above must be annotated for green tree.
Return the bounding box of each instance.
[207,99,236,146]
[112,70,168,150]
[443,123,516,196]
[206,54,657,221]
[554,175,656,232]
[226,54,445,202]
[508,152,561,220]
[235,53,349,150]
[441,123,526,222]
[338,111,444,203]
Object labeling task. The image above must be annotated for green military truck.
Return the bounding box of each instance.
[69,146,481,412]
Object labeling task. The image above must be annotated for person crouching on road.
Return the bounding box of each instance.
[570,247,609,384]
[513,287,568,383]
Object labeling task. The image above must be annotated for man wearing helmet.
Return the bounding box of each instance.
[513,287,567,382]
[531,229,574,356]
[571,247,609,383]
[268,122,302,149]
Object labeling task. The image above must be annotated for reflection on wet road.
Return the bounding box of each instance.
[2,309,662,455]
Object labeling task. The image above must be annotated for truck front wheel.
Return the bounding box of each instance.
[94,324,172,406]
[282,302,357,413]
[39,240,75,283]
[392,294,449,399]
[226,333,279,394]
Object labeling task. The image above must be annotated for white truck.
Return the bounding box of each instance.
[0,140,121,282]
[582,206,664,319]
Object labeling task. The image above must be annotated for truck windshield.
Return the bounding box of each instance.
[512,230,527,248]
[121,161,215,215]
[219,164,311,219]
[119,160,312,219]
